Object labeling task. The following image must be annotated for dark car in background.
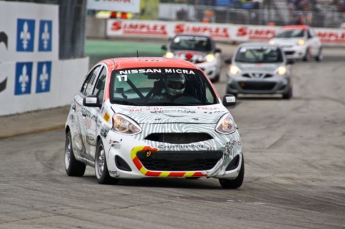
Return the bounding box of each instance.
[161,34,222,82]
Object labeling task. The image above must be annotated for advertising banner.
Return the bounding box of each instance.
[106,19,345,46]
[87,0,141,13]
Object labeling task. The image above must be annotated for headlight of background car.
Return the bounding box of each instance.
[205,53,215,62]
[229,65,241,75]
[275,65,287,75]
[297,40,305,46]
[112,114,142,134]
[216,113,236,134]
[269,40,275,45]
[165,52,174,58]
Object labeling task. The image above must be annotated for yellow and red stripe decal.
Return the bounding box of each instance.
[130,146,206,178]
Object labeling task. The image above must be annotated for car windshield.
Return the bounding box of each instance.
[275,29,305,38]
[235,46,284,63]
[110,68,218,106]
[169,36,212,52]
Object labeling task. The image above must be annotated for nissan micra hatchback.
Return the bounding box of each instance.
[64,57,243,189]
[225,42,293,99]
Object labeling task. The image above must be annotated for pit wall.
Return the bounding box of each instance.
[0,2,89,116]
[87,17,345,46]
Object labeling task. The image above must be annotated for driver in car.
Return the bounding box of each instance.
[153,74,186,101]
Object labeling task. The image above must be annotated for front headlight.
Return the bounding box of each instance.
[229,65,241,75]
[297,40,305,46]
[165,52,174,58]
[275,65,287,75]
[216,113,236,134]
[205,53,215,62]
[269,40,275,45]
[112,114,142,134]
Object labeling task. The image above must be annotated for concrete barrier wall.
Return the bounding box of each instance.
[0,2,90,116]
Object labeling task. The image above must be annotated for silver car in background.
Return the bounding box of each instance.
[225,42,294,99]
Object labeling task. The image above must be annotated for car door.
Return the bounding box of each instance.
[84,66,107,160]
[74,65,102,162]
[307,28,320,56]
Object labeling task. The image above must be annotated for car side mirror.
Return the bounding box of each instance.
[224,57,232,64]
[161,44,167,50]
[215,48,222,53]
[83,95,101,108]
[223,94,236,107]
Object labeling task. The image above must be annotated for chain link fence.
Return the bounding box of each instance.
[2,0,87,59]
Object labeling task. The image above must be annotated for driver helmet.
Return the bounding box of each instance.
[164,74,186,96]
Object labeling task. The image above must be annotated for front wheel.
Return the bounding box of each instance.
[303,47,311,61]
[282,87,293,100]
[219,155,244,189]
[65,131,86,177]
[315,48,323,61]
[95,140,119,184]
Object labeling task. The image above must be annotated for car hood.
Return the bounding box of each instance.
[236,63,281,71]
[111,105,228,124]
[271,38,302,46]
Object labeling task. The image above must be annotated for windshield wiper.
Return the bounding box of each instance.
[113,100,138,105]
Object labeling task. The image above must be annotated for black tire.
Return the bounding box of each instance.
[219,155,244,189]
[315,48,323,61]
[282,87,293,100]
[211,74,220,83]
[65,131,86,176]
[95,140,119,184]
[303,47,311,62]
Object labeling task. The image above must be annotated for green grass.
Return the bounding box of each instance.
[85,39,165,56]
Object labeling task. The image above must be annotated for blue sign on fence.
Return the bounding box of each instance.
[15,62,33,95]
[36,61,52,93]
[16,19,35,52]
[38,20,52,52]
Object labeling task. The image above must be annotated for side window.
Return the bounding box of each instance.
[93,67,107,102]
[81,66,101,96]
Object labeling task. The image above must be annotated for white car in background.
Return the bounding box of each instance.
[269,25,323,61]
[162,34,222,82]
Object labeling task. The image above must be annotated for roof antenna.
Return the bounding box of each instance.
[137,50,139,57]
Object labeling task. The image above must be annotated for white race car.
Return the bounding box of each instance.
[64,57,244,189]
[269,25,323,61]
[162,34,222,82]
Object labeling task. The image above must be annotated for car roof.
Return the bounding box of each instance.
[281,25,309,31]
[101,57,200,70]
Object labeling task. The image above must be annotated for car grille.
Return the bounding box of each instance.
[136,150,223,171]
[145,133,213,144]
[239,81,276,90]
[242,73,273,78]
[284,51,295,55]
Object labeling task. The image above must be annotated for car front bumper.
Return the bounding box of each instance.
[103,125,243,180]
[281,45,307,60]
[226,73,291,95]
[196,61,219,80]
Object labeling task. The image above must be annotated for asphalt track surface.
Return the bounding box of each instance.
[0,39,344,229]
